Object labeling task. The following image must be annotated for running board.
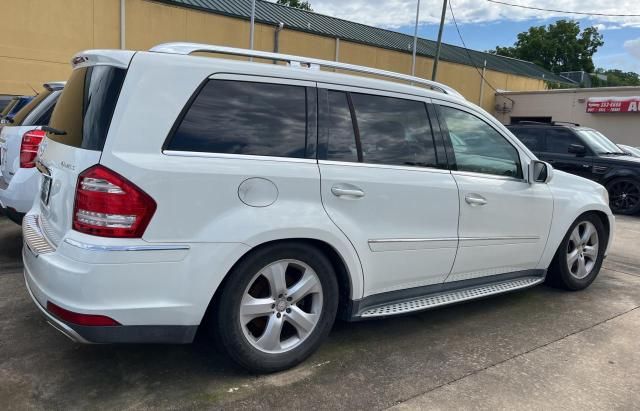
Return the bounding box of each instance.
[358,276,543,318]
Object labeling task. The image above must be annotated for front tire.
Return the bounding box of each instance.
[606,178,640,215]
[214,242,339,373]
[546,214,606,290]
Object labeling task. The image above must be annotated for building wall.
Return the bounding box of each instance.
[1,0,547,113]
[495,87,640,146]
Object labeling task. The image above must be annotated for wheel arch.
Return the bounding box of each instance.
[201,236,362,328]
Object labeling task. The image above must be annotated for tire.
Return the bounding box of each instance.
[546,213,607,291]
[213,242,339,373]
[606,177,640,215]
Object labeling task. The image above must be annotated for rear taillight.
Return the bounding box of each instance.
[20,130,46,168]
[73,165,157,238]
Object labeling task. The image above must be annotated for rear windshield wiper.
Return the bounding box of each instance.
[42,126,67,135]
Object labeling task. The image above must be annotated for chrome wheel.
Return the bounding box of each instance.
[566,221,599,280]
[240,259,323,354]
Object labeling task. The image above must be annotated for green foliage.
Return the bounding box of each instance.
[276,0,313,11]
[592,69,640,87]
[490,20,603,73]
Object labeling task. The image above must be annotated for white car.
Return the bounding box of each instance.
[24,43,614,373]
[0,82,64,223]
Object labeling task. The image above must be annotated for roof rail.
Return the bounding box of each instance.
[552,121,580,127]
[149,42,465,99]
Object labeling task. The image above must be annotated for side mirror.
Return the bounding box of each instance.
[529,160,553,184]
[568,144,587,156]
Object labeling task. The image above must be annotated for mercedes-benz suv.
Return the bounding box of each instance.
[23,43,614,373]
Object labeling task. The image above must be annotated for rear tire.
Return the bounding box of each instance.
[606,177,640,215]
[213,242,338,373]
[546,214,606,291]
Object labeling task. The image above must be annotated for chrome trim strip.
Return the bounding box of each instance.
[150,42,465,99]
[452,170,526,183]
[163,150,317,164]
[319,160,451,174]
[369,236,539,244]
[64,238,190,252]
[24,277,89,344]
[22,215,56,255]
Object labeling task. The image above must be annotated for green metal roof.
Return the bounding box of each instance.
[156,0,571,84]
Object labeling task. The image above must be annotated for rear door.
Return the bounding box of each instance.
[35,64,128,245]
[436,102,553,282]
[317,85,459,297]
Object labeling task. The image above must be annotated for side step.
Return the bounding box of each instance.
[359,276,543,318]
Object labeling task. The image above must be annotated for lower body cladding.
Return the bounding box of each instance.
[23,221,250,344]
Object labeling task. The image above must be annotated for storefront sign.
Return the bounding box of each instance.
[586,97,640,113]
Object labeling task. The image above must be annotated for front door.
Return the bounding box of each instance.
[317,86,460,297]
[538,128,595,180]
[435,102,554,283]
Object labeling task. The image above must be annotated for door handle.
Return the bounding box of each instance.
[465,194,487,206]
[331,184,365,198]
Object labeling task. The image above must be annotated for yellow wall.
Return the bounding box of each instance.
[0,0,547,112]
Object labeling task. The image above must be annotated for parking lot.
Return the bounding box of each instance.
[0,214,638,410]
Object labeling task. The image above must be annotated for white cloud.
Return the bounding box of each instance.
[624,38,640,60]
[270,0,640,29]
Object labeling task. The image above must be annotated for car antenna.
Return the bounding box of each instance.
[26,83,39,96]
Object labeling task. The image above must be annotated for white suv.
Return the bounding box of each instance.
[24,43,614,373]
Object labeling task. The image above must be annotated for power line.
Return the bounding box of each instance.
[487,0,640,17]
[448,0,504,99]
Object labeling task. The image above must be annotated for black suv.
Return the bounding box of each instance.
[508,122,640,215]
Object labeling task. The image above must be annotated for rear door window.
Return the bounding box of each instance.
[167,80,308,158]
[47,66,126,150]
[10,91,50,126]
[324,91,359,162]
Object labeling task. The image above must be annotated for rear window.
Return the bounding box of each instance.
[11,91,51,126]
[47,66,126,150]
[167,80,308,158]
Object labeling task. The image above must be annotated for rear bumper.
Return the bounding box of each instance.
[22,214,250,344]
[0,167,39,214]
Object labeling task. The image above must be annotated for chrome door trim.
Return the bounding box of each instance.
[64,238,190,252]
[163,150,318,164]
[319,159,451,174]
[452,170,526,183]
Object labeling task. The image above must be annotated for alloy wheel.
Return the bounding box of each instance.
[566,221,599,280]
[240,259,323,354]
[608,180,640,213]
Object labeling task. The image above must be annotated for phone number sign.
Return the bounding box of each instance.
[587,97,640,113]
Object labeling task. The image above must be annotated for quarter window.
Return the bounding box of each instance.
[440,106,522,178]
[168,80,308,158]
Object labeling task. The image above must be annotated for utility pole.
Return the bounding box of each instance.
[411,0,421,77]
[431,0,448,81]
[249,0,256,50]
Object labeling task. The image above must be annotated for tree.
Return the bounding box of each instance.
[592,69,640,87]
[276,0,313,11]
[490,20,603,73]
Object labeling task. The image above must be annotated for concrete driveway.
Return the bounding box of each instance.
[1,215,639,410]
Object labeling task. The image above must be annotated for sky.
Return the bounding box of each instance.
[269,0,640,73]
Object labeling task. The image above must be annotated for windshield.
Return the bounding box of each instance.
[576,129,626,155]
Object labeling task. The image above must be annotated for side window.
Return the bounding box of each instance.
[326,91,358,162]
[439,106,522,178]
[509,127,544,152]
[350,93,437,168]
[545,129,584,155]
[168,80,307,158]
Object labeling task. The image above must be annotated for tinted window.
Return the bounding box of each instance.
[545,129,583,154]
[440,106,522,178]
[48,66,126,150]
[510,127,544,152]
[350,93,437,167]
[169,80,307,158]
[10,92,49,126]
[325,91,358,162]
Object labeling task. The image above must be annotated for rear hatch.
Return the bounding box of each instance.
[36,59,131,245]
